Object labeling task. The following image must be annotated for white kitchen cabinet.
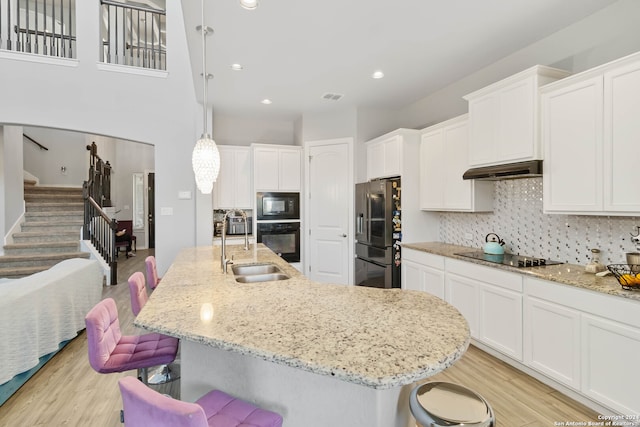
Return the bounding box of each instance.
[524,275,640,415]
[252,144,302,192]
[214,146,252,209]
[366,135,402,180]
[542,51,640,215]
[464,65,570,167]
[419,115,493,212]
[581,314,640,415]
[401,248,445,298]
[523,295,581,390]
[446,259,523,360]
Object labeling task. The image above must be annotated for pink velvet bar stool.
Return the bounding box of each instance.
[85,297,179,385]
[127,272,179,384]
[145,255,161,291]
[118,376,283,427]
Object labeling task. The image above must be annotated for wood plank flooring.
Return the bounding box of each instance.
[0,249,601,426]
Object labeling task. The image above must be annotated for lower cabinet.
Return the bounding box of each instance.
[445,259,523,361]
[525,276,640,415]
[401,248,444,298]
[581,314,640,415]
[524,295,581,390]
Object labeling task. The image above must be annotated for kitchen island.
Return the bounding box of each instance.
[134,244,470,427]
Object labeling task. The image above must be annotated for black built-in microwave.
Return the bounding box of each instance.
[256,192,300,220]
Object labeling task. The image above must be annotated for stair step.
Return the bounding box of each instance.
[3,241,79,255]
[25,211,84,222]
[25,202,84,212]
[24,194,84,203]
[21,222,83,233]
[23,186,83,194]
[0,252,90,268]
[0,265,50,279]
[13,231,81,243]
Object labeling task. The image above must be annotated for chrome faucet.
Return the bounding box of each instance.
[221,209,249,273]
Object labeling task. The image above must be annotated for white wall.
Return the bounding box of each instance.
[213,113,296,146]
[1,126,25,249]
[22,127,88,186]
[0,2,198,273]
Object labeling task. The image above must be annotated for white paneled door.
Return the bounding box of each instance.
[306,139,353,285]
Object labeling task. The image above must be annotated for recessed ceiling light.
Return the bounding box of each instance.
[240,0,258,10]
[261,99,272,105]
[372,70,384,79]
[231,63,243,71]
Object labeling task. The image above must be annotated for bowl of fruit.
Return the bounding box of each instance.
[607,264,640,290]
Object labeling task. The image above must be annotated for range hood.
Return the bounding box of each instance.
[462,160,543,181]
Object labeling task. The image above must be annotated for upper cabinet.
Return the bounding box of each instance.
[419,114,493,212]
[542,52,640,215]
[366,134,402,180]
[252,144,302,192]
[213,146,252,209]
[464,65,570,167]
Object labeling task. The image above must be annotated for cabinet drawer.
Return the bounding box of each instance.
[402,248,445,270]
[446,258,522,292]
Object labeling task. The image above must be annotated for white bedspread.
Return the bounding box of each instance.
[0,258,103,384]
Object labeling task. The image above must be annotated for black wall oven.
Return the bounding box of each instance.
[256,192,300,220]
[257,222,300,263]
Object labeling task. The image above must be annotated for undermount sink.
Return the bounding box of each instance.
[232,263,290,283]
[234,273,290,283]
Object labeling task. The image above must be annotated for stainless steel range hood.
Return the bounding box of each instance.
[462,160,543,181]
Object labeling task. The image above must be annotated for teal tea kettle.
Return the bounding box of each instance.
[484,233,505,255]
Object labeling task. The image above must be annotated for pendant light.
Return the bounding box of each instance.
[192,0,220,194]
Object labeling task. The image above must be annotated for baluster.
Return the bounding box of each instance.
[67,0,71,57]
[59,0,63,57]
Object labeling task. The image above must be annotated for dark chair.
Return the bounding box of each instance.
[115,220,137,258]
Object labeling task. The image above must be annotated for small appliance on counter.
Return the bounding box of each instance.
[213,209,252,237]
[483,233,505,255]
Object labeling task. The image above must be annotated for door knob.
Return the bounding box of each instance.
[340,234,347,238]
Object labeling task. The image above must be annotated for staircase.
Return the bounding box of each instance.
[0,183,90,279]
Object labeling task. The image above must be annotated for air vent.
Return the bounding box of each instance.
[321,93,344,101]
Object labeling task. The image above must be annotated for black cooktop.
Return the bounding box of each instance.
[454,251,564,268]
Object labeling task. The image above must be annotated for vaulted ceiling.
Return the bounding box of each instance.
[180,0,618,121]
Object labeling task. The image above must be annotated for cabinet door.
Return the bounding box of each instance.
[542,77,603,213]
[419,131,444,210]
[478,283,523,360]
[581,314,640,414]
[214,147,237,209]
[497,78,536,162]
[468,95,498,166]
[445,274,478,338]
[383,136,402,177]
[278,148,301,191]
[524,296,581,389]
[442,120,472,210]
[234,148,252,208]
[366,142,385,180]
[254,147,280,191]
[604,60,640,212]
[402,260,423,292]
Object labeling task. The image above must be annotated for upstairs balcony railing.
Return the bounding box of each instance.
[0,0,76,58]
[0,0,166,71]
[100,0,166,70]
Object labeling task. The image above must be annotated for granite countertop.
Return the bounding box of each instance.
[402,242,640,302]
[134,244,470,390]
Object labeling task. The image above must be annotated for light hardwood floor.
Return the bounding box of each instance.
[0,249,601,426]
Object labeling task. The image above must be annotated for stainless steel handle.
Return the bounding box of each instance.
[356,215,363,234]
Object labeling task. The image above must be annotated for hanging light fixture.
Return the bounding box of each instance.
[192,0,220,194]
[239,0,258,10]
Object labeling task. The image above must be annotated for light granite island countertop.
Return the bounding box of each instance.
[134,244,470,427]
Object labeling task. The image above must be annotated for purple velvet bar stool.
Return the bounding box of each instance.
[118,376,283,427]
[145,255,161,290]
[127,272,180,384]
[85,298,179,384]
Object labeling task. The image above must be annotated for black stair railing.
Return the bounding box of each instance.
[83,141,118,285]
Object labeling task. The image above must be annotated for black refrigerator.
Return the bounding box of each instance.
[354,177,401,288]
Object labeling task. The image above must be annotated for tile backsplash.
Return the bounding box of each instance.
[439,178,640,266]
